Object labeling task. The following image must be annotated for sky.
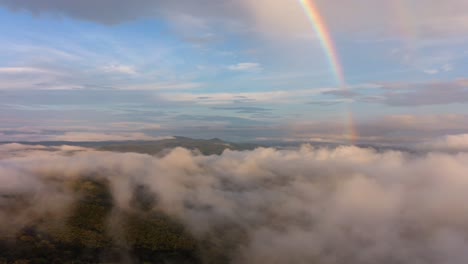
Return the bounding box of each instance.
[0,0,467,144]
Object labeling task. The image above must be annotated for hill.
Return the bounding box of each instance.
[1,137,261,156]
[0,177,201,264]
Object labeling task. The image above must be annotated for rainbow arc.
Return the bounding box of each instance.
[298,0,358,144]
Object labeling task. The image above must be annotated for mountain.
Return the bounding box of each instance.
[0,136,262,155]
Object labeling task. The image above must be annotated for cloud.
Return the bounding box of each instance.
[0,0,159,25]
[322,89,359,98]
[53,132,172,142]
[0,143,88,159]
[310,0,468,38]
[163,92,274,104]
[227,62,262,72]
[306,99,348,106]
[0,65,202,90]
[419,134,468,152]
[0,67,57,75]
[162,89,321,105]
[211,106,272,114]
[378,80,468,106]
[0,39,202,91]
[1,144,468,262]
[118,82,203,91]
[0,143,48,152]
[2,110,468,144]
[174,114,269,126]
[321,79,468,107]
[0,66,71,90]
[0,121,173,142]
[109,122,162,131]
[288,114,468,145]
[0,131,167,143]
[2,0,468,39]
[423,69,439,75]
[101,64,137,75]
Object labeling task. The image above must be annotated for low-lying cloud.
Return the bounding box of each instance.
[1,142,468,263]
[419,134,468,152]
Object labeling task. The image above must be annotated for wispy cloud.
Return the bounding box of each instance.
[227,62,262,72]
[320,79,468,107]
[101,64,137,75]
[163,92,271,104]
[374,79,468,106]
[211,106,272,114]
[0,67,58,75]
[53,132,172,142]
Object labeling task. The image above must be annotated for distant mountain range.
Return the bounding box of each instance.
[0,136,262,155]
[0,136,413,155]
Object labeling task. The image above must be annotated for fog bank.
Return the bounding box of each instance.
[1,143,468,263]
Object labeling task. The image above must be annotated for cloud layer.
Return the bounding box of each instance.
[2,0,468,38]
[1,143,468,263]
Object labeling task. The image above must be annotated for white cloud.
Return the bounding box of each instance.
[227,62,262,72]
[53,132,172,142]
[0,67,57,75]
[161,89,323,105]
[442,63,453,72]
[419,134,468,152]
[101,64,137,75]
[120,82,203,91]
[0,67,73,90]
[1,144,468,262]
[287,114,468,145]
[109,122,162,130]
[423,69,439,75]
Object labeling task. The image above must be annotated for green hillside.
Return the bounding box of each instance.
[0,178,201,264]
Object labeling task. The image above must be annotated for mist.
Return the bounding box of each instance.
[1,143,468,263]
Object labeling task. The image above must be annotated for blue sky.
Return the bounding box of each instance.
[0,0,467,144]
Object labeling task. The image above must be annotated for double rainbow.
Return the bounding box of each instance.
[298,0,358,144]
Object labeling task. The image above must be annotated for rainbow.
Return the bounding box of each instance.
[298,0,358,144]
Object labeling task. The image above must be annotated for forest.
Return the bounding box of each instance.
[0,177,204,263]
